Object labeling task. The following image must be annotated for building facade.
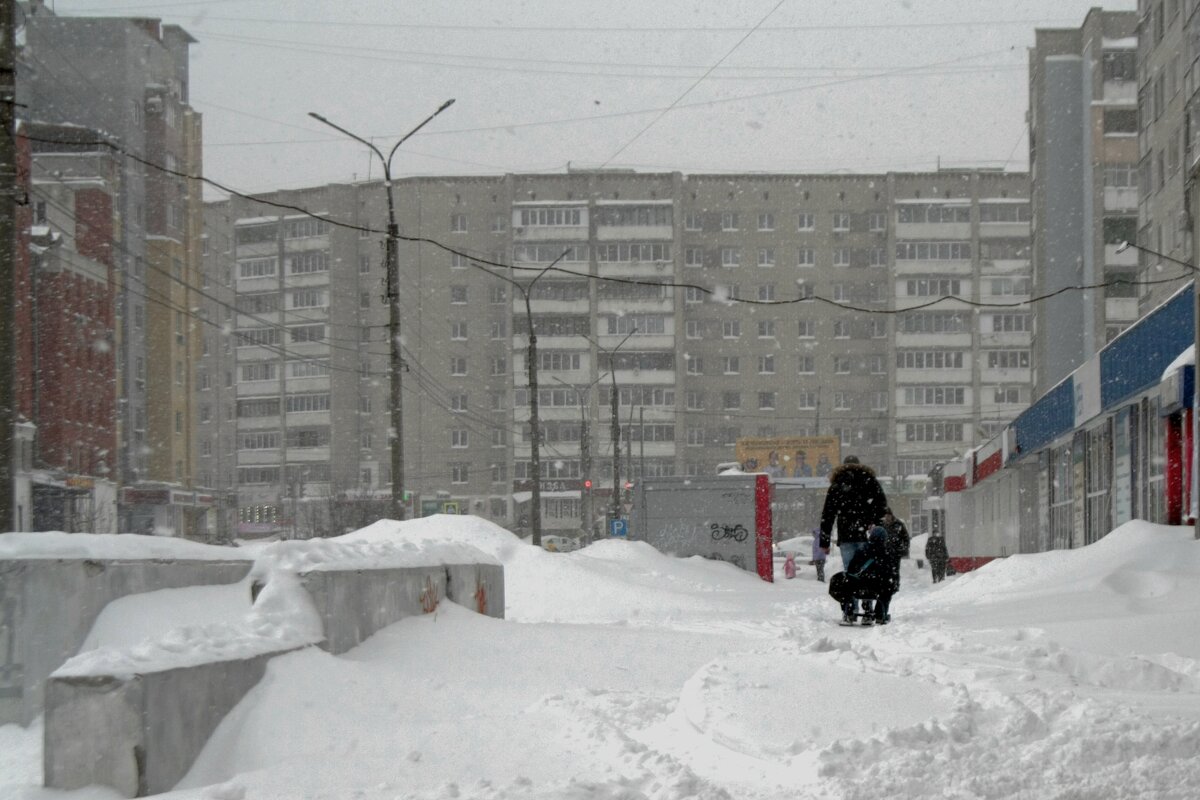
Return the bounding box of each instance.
[1029,9,1141,397]
[20,5,215,536]
[202,168,1031,539]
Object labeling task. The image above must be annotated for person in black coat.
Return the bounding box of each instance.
[926,534,950,583]
[873,508,908,623]
[818,455,889,618]
[834,526,892,625]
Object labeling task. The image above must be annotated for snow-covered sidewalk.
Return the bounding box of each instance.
[3,518,1200,799]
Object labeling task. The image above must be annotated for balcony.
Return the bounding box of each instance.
[597,260,675,280]
[979,259,1030,274]
[612,368,676,385]
[895,332,972,349]
[1104,243,1138,266]
[895,222,971,240]
[1103,186,1138,211]
[1105,296,1140,322]
[895,367,972,384]
[980,367,1032,384]
[894,259,972,276]
[979,331,1032,347]
[1102,80,1136,104]
[978,221,1031,239]
[596,224,672,241]
[516,298,590,315]
[237,449,281,465]
[597,298,673,315]
[512,224,587,242]
[598,332,674,351]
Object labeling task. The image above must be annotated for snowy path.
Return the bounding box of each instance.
[2,519,1200,799]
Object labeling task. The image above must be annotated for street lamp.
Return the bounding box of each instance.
[586,328,638,527]
[553,373,608,541]
[308,100,455,522]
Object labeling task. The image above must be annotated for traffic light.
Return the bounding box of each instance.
[583,479,593,490]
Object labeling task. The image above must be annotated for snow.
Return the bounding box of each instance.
[1163,343,1195,379]
[4,517,1200,799]
[0,531,253,561]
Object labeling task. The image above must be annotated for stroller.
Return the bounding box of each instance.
[827,527,893,625]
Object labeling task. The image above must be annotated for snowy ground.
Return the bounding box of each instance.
[3,518,1200,799]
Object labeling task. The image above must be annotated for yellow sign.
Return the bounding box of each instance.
[735,436,841,479]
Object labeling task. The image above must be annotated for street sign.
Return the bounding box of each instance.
[622,502,633,515]
[609,518,628,538]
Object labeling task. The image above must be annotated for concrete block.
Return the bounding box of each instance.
[0,559,251,726]
[44,648,298,797]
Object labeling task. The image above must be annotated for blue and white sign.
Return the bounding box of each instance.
[609,518,628,538]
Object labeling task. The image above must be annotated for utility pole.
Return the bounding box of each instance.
[309,100,455,522]
[0,0,15,531]
[598,327,637,527]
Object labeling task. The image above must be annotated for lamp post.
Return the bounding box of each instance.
[308,100,455,522]
[1115,239,1198,541]
[588,328,638,527]
[553,373,607,542]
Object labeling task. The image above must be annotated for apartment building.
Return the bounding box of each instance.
[20,5,213,536]
[1029,9,1140,396]
[1137,0,1194,311]
[203,168,1029,539]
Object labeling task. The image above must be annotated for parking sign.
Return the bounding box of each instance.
[609,518,628,538]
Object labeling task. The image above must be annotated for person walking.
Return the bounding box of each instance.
[874,508,908,624]
[926,533,950,583]
[810,528,826,582]
[818,455,889,623]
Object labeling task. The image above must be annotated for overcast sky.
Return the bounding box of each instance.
[56,0,1137,197]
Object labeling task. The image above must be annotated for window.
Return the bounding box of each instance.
[451,429,469,448]
[833,320,850,339]
[832,212,850,231]
[491,357,507,375]
[720,247,742,267]
[894,241,971,260]
[757,320,776,338]
[833,356,851,374]
[285,394,330,413]
[685,320,702,339]
[905,422,964,442]
[722,320,741,339]
[451,321,468,340]
[1103,109,1138,134]
[870,319,887,338]
[797,355,815,374]
[906,279,961,297]
[492,214,507,233]
[492,429,507,447]
[451,214,467,232]
[450,393,469,413]
[687,356,703,375]
[797,319,815,339]
[833,392,851,411]
[489,286,507,304]
[518,207,581,227]
[451,464,469,484]
[758,391,776,410]
[241,362,276,382]
[359,291,372,309]
[832,283,848,303]
[451,357,468,376]
[758,284,775,302]
[797,212,815,231]
[897,350,965,369]
[686,391,705,410]
[1102,50,1135,82]
[684,246,704,268]
[686,427,706,446]
[290,325,325,343]
[797,248,815,267]
[721,212,739,231]
[993,386,1023,404]
[978,203,1032,223]
[685,286,704,304]
[684,213,702,231]
[871,391,887,411]
[490,320,507,339]
[833,248,850,268]
[722,391,742,410]
[758,354,775,374]
[798,390,817,410]
[450,286,468,304]
[869,247,887,267]
[987,350,1030,369]
[903,387,966,405]
[721,356,740,374]
[538,352,581,371]
[868,212,886,232]
[897,313,967,333]
[757,212,775,231]
[288,251,329,274]
[989,277,1030,296]
[595,242,670,262]
[1102,216,1137,245]
[988,313,1031,332]
[757,248,776,267]
[291,289,325,308]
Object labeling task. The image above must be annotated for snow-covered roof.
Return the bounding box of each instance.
[0,531,252,561]
[1162,344,1196,380]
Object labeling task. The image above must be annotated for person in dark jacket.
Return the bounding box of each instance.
[926,534,950,583]
[819,455,889,620]
[874,508,908,623]
[836,526,892,626]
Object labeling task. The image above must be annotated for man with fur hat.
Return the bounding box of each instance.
[818,455,889,623]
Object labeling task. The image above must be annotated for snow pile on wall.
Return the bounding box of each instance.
[0,531,251,561]
[52,571,323,680]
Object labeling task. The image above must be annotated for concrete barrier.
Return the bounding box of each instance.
[0,558,251,726]
[43,558,504,797]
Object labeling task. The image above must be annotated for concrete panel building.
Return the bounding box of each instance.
[202,168,1029,540]
[1029,9,1140,397]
